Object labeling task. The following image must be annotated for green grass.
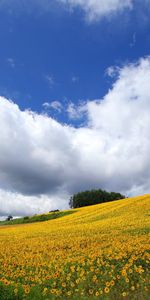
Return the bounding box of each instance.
[123,227,150,236]
[0,210,76,226]
[0,282,149,300]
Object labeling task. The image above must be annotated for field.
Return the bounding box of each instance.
[0,210,75,226]
[0,195,149,299]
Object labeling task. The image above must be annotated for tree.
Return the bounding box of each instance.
[69,196,73,209]
[6,215,13,221]
[69,189,125,208]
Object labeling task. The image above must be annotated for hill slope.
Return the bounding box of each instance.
[0,210,75,226]
[0,195,149,299]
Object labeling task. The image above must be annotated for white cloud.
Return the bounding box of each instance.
[66,102,86,119]
[105,65,120,78]
[43,101,63,113]
[50,101,63,112]
[42,102,51,109]
[59,0,133,21]
[0,189,68,217]
[1,56,150,216]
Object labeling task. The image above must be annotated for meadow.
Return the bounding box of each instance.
[0,195,149,299]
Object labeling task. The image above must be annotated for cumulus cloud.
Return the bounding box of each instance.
[43,101,63,113]
[105,66,120,78]
[66,102,86,120]
[59,0,133,21]
[0,189,68,217]
[0,99,75,196]
[1,56,150,216]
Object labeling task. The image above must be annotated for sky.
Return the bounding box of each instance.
[0,0,150,217]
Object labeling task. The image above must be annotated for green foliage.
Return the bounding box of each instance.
[0,282,149,300]
[0,283,24,300]
[0,210,75,226]
[69,189,125,208]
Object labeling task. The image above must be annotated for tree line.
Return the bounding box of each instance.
[69,189,125,208]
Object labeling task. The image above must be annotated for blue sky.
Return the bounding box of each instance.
[0,0,150,216]
[0,0,149,123]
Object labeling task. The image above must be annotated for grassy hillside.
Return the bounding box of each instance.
[0,210,75,226]
[0,195,149,299]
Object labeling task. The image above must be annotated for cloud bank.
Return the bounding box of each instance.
[1,56,150,216]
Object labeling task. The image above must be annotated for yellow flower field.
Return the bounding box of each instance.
[0,195,149,299]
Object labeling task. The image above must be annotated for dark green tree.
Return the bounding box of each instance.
[6,215,13,221]
[69,189,125,208]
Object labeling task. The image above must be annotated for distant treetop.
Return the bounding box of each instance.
[69,189,125,208]
[6,215,13,221]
